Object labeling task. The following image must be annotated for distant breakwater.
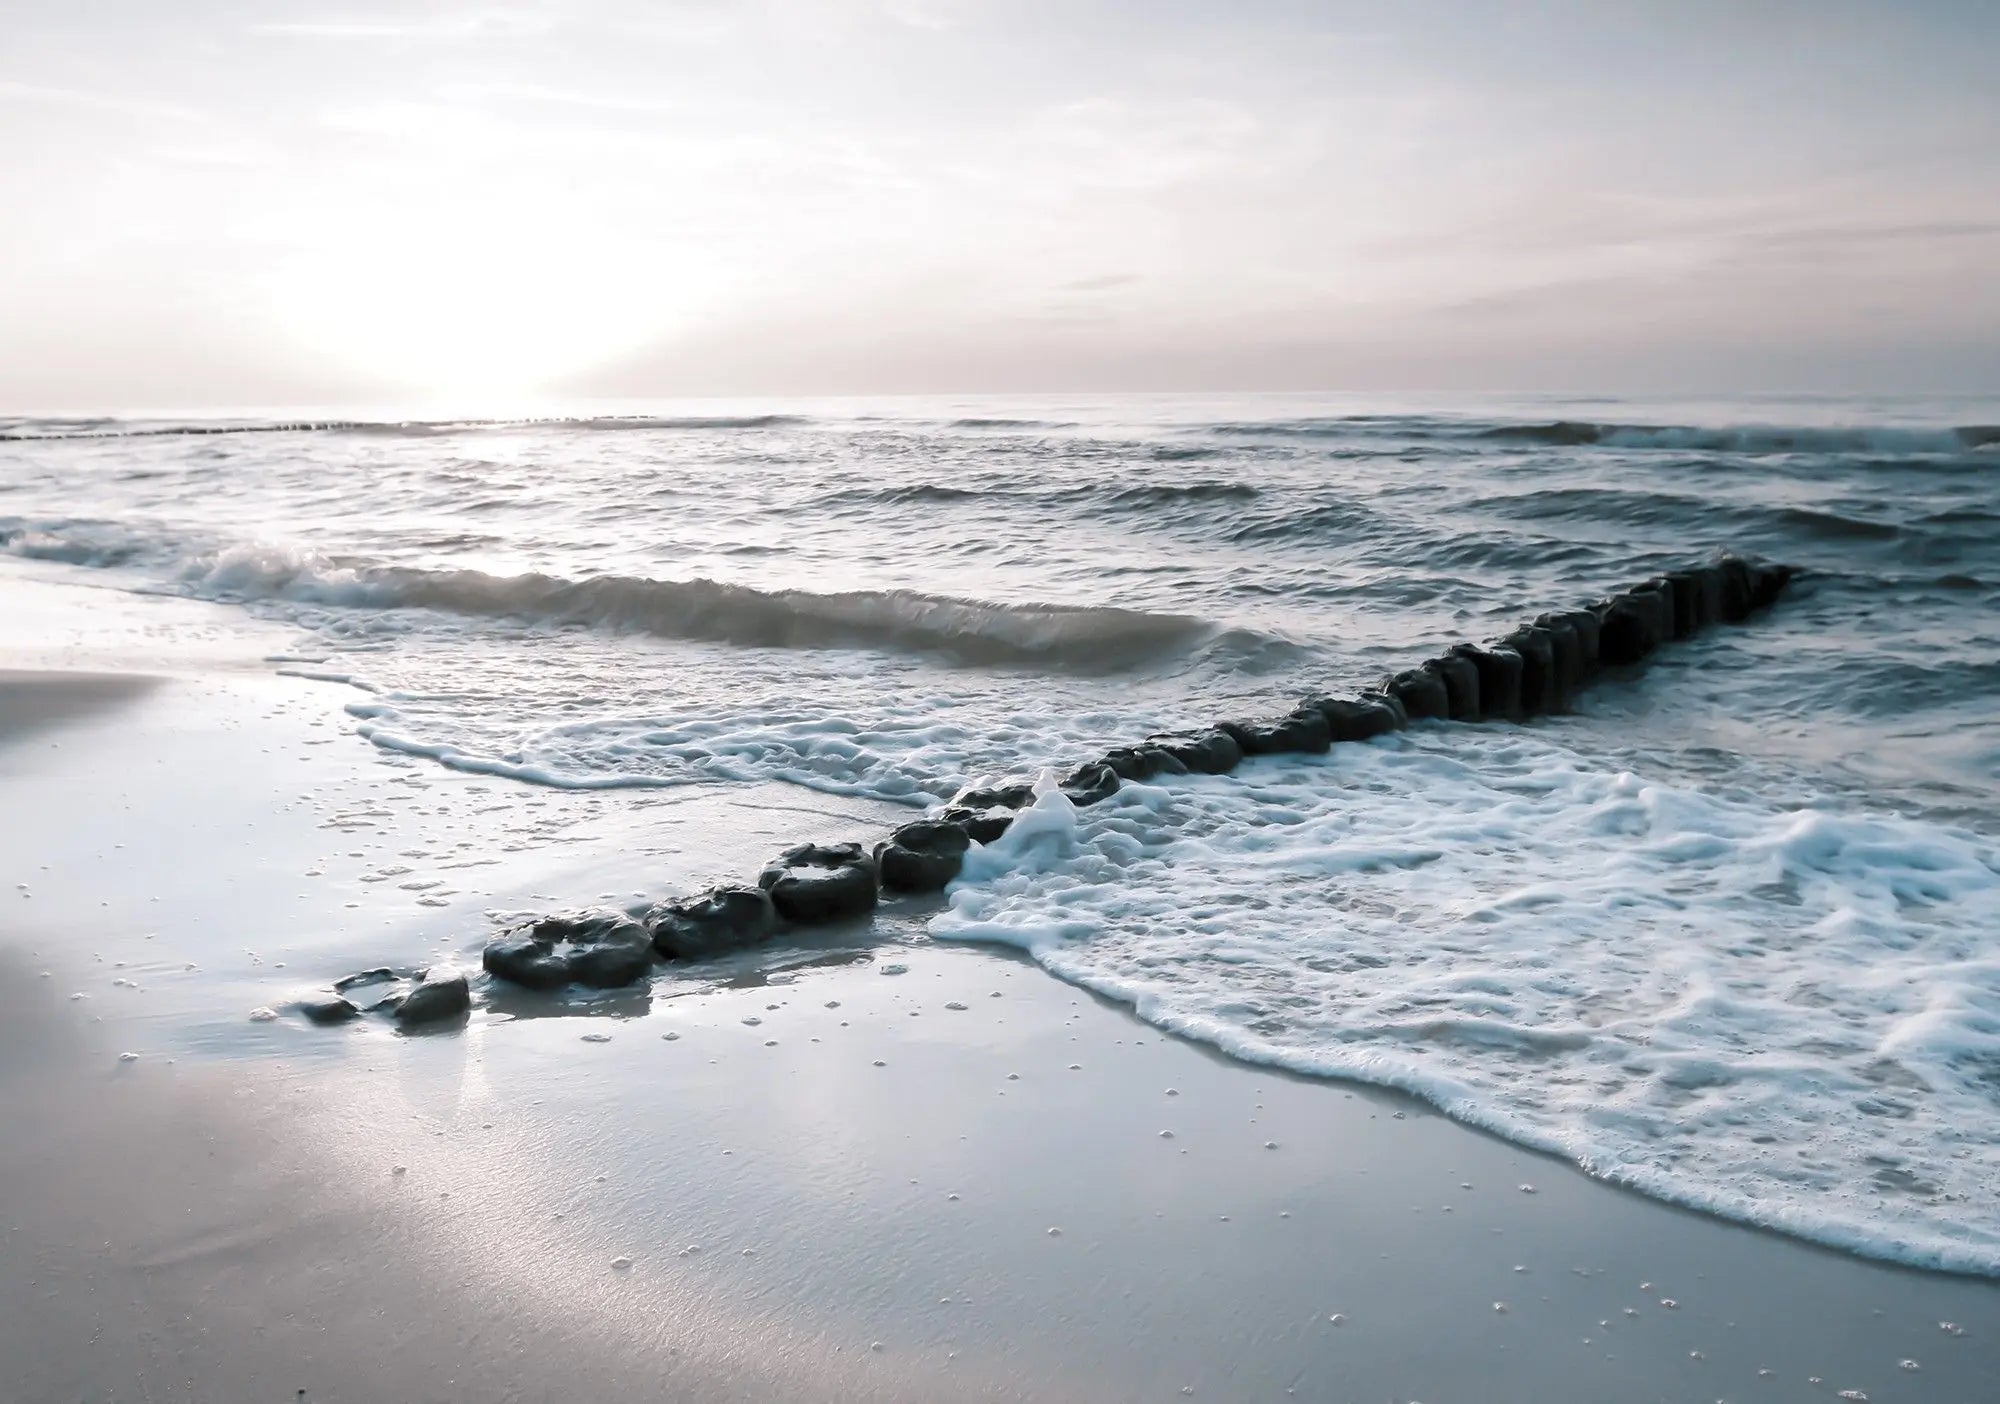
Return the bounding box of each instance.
[302,550,1796,1026]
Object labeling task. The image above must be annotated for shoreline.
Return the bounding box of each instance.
[2,569,1995,1402]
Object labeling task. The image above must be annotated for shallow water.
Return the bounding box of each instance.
[4,390,1996,1272]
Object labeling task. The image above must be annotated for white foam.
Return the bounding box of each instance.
[2,513,1221,804]
[933,731,2000,1275]
[340,693,1154,808]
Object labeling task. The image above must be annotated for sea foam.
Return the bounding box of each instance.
[933,733,2000,1275]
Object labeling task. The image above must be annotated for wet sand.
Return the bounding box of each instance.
[2,569,1995,1402]
[0,667,160,742]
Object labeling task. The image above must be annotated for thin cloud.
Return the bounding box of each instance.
[437,82,689,116]
[251,21,412,38]
[881,0,977,29]
[1748,221,2000,251]
[1062,274,1140,293]
[0,79,202,124]
[251,9,557,42]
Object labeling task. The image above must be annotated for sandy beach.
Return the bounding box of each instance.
[2,565,1993,1403]
[8,0,1998,1393]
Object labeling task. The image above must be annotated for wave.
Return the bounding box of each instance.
[0,517,158,566]
[1176,413,1999,458]
[1919,505,2000,528]
[943,417,1077,431]
[1474,420,1998,455]
[934,739,2000,1275]
[1469,487,1904,542]
[0,415,120,436]
[814,479,1261,513]
[540,414,806,434]
[0,515,1295,671]
[1205,416,1385,439]
[1226,497,1382,545]
[1467,485,1719,527]
[1102,480,1259,508]
[0,413,808,443]
[1474,420,1607,446]
[813,483,997,508]
[1770,505,1903,541]
[32,530,1241,670]
[310,572,1248,671]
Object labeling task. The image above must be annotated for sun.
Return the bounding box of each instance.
[270,208,672,402]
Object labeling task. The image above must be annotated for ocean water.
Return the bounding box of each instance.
[4,391,1997,1272]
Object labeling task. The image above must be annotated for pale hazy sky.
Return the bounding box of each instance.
[3,1,1996,411]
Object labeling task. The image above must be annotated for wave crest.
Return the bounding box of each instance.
[3,517,1285,671]
[0,413,807,443]
[1476,420,1997,455]
[184,549,1249,670]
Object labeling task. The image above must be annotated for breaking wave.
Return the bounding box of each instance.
[1474,420,1999,455]
[934,738,2000,1275]
[0,413,807,442]
[0,518,1267,671]
[197,554,1265,670]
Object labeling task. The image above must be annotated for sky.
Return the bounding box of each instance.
[2,0,1997,412]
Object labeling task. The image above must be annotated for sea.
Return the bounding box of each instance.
[3,390,1996,1275]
